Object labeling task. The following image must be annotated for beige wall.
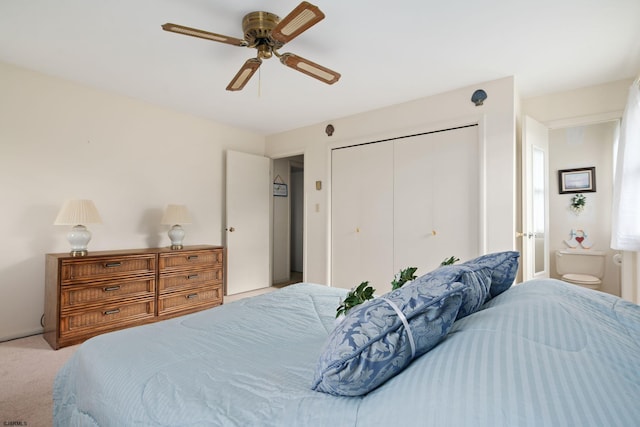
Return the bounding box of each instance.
[266,77,518,285]
[0,61,265,341]
[523,78,630,124]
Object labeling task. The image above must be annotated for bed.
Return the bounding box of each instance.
[54,258,640,426]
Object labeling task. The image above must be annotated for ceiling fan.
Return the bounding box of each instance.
[162,1,341,91]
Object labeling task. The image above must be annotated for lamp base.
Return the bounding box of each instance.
[67,225,92,257]
[168,225,185,250]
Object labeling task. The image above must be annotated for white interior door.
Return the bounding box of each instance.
[394,125,480,275]
[522,116,550,280]
[331,142,394,291]
[226,150,270,295]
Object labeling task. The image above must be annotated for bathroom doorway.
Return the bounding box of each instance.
[548,120,621,296]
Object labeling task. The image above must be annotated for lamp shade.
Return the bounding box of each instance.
[54,200,102,225]
[161,204,192,225]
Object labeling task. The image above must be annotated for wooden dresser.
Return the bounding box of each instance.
[44,245,223,349]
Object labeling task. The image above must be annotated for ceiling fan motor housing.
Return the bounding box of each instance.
[242,11,284,54]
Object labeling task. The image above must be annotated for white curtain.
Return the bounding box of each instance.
[611,76,640,251]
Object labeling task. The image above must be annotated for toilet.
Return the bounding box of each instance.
[555,249,606,290]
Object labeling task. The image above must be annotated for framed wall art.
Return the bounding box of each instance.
[273,183,288,197]
[558,167,596,194]
[273,175,288,197]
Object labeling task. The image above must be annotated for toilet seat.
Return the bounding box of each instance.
[562,273,601,290]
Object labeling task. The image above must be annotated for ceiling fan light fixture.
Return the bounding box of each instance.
[271,1,325,43]
[280,53,340,84]
[257,44,273,59]
[226,58,262,91]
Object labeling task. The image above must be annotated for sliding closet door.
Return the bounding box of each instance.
[331,142,394,291]
[394,126,480,277]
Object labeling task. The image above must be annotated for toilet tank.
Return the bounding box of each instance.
[555,250,606,278]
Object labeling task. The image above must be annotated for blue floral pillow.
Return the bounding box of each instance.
[312,252,520,397]
[440,251,520,319]
[436,264,492,319]
[461,251,520,297]
[312,277,465,396]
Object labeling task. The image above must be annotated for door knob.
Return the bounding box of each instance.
[228,227,235,232]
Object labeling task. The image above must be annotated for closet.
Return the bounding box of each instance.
[331,125,481,294]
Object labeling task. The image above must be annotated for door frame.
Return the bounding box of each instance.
[522,116,550,281]
[520,111,623,283]
[271,152,306,284]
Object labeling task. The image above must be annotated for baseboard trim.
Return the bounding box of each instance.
[0,328,44,343]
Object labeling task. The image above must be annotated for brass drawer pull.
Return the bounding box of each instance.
[103,286,121,292]
[187,274,199,280]
[187,255,198,261]
[186,293,198,299]
[103,309,120,315]
[105,262,122,268]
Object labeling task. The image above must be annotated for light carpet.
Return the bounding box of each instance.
[0,334,78,427]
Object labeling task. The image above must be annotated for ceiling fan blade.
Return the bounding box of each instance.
[271,1,325,44]
[226,58,262,91]
[279,53,340,85]
[162,23,247,47]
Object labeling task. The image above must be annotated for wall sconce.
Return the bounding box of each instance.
[161,204,192,249]
[54,199,103,256]
[471,89,487,106]
[325,124,334,136]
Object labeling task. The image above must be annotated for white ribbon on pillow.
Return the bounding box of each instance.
[381,297,416,359]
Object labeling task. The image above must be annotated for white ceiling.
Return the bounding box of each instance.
[1,0,639,135]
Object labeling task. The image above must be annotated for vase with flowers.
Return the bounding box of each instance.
[570,193,586,214]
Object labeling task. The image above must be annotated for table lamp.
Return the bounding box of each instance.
[54,199,102,256]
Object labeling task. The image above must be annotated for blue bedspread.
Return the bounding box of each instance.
[53,279,640,426]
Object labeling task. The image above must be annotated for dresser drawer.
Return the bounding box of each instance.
[59,299,155,338]
[157,286,222,317]
[158,268,223,293]
[61,278,156,310]
[159,249,222,272]
[61,254,156,283]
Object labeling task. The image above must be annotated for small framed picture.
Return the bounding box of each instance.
[273,183,288,197]
[558,167,596,194]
